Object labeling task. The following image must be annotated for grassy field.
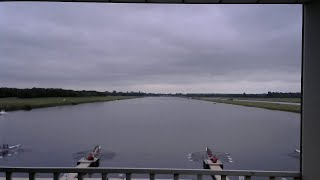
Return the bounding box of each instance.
[233,97,301,103]
[0,96,139,111]
[195,97,301,113]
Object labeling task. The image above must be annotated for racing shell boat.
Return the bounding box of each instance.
[203,147,223,169]
[77,145,101,167]
[0,110,7,115]
[0,144,21,156]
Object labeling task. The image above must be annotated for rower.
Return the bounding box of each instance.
[87,152,94,161]
[210,155,219,163]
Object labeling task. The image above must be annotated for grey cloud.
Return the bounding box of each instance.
[0,3,301,93]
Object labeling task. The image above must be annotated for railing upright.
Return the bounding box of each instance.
[150,173,155,180]
[196,174,202,180]
[221,175,227,180]
[53,173,60,180]
[126,173,132,180]
[78,173,84,180]
[29,172,35,180]
[102,173,108,180]
[5,172,12,180]
[173,174,179,180]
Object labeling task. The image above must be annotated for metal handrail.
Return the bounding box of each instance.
[0,0,311,4]
[0,167,301,179]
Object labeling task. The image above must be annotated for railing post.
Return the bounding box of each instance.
[5,172,12,180]
[78,173,84,180]
[102,173,108,180]
[174,174,179,180]
[0,167,301,180]
[126,173,132,180]
[53,173,60,180]
[196,174,202,180]
[29,172,35,180]
[150,173,155,180]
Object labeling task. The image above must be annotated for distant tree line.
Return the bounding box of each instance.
[0,87,150,98]
[186,91,301,98]
[0,87,103,98]
[0,87,301,99]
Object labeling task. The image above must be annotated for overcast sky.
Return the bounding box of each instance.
[0,2,302,93]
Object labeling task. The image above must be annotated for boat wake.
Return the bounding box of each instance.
[0,110,7,115]
[288,149,300,159]
[188,151,233,163]
[73,148,116,161]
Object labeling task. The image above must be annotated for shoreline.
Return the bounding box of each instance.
[0,96,140,112]
[193,97,301,113]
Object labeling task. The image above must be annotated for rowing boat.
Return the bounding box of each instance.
[0,144,21,154]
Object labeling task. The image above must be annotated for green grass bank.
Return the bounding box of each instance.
[194,97,301,113]
[0,96,139,111]
[231,97,301,103]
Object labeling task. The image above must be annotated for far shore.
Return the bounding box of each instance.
[0,96,139,112]
[193,97,301,113]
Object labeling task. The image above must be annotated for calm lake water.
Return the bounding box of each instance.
[0,97,300,171]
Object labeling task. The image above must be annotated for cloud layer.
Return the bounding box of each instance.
[0,3,302,93]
